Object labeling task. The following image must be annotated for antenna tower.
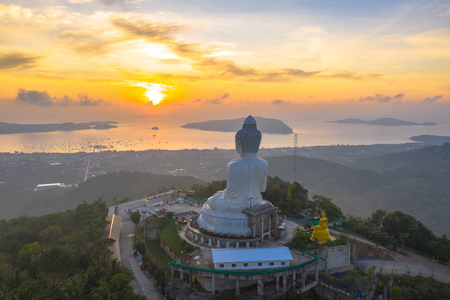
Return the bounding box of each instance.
[294,133,297,183]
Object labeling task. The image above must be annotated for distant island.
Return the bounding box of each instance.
[181,116,293,134]
[0,121,118,134]
[326,117,437,126]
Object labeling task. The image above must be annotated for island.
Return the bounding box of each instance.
[326,117,437,126]
[181,116,293,134]
[0,121,118,134]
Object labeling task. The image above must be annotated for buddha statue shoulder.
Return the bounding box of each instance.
[206,115,268,211]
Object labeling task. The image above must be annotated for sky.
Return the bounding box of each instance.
[0,0,449,124]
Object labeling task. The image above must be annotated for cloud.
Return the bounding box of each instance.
[15,89,105,106]
[271,99,290,106]
[254,68,320,82]
[111,15,212,61]
[421,94,443,103]
[204,93,230,105]
[204,98,222,105]
[111,16,327,82]
[0,52,40,69]
[110,15,388,84]
[111,15,180,42]
[359,93,404,103]
[195,57,322,82]
[16,89,54,106]
[78,94,104,106]
[194,58,256,77]
[323,71,384,80]
[57,31,112,54]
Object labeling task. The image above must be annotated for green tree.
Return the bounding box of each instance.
[288,231,311,250]
[369,209,387,229]
[285,189,293,202]
[311,195,343,219]
[382,211,416,238]
[166,211,175,220]
[288,182,308,201]
[131,211,141,225]
[39,225,63,244]
[398,232,409,253]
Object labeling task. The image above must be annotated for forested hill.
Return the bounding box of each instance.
[265,145,450,236]
[351,142,450,172]
[0,172,205,221]
[64,172,205,205]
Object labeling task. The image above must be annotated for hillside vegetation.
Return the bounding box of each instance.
[265,143,450,236]
[352,142,450,172]
[0,172,205,220]
[0,200,144,299]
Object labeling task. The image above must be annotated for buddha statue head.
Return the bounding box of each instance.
[235,115,262,156]
[319,211,328,226]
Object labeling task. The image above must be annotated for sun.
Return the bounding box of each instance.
[144,84,172,105]
[128,82,172,105]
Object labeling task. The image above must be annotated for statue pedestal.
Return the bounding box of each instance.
[188,201,279,248]
[197,203,252,236]
[244,201,278,242]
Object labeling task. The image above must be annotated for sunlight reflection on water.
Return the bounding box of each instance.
[0,118,448,153]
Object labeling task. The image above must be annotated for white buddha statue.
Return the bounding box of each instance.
[197,115,269,236]
[207,115,268,211]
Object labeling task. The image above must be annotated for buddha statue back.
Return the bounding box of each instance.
[197,115,270,236]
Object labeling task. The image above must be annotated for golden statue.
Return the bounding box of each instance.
[311,211,334,243]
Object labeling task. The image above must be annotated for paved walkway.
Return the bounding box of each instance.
[110,193,174,299]
[120,221,163,299]
[328,229,450,283]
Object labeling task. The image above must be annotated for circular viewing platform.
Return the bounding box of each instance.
[187,215,261,248]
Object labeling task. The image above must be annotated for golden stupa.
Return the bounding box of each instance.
[311,211,335,243]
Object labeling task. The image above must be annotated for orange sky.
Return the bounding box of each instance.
[0,1,449,124]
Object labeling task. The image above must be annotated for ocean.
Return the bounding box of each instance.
[0,117,448,153]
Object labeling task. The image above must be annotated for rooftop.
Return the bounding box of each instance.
[212,247,293,264]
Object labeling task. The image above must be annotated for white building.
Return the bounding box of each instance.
[212,247,293,270]
[34,183,65,191]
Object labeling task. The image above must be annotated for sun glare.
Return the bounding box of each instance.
[129,82,172,105]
